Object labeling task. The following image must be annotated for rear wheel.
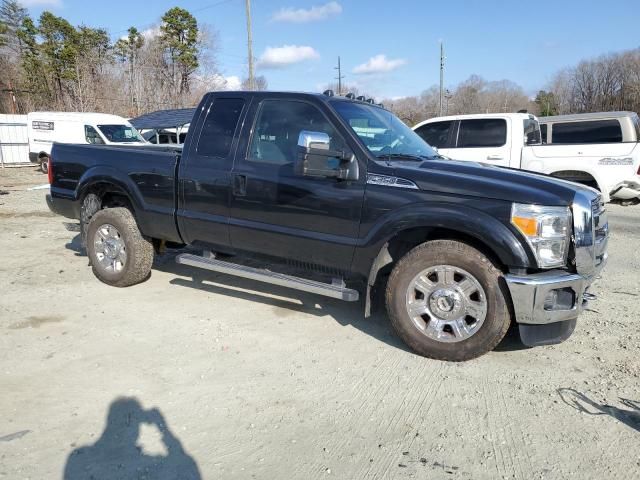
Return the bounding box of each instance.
[39,156,49,174]
[386,240,511,361]
[86,207,154,287]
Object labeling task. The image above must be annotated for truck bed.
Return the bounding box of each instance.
[49,143,182,242]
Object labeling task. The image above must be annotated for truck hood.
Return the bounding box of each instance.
[390,158,592,206]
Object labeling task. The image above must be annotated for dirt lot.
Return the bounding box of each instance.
[1,167,639,479]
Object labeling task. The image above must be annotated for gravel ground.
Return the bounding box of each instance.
[1,167,639,479]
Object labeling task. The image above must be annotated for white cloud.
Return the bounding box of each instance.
[272,1,342,23]
[257,45,319,69]
[353,54,407,75]
[20,0,61,6]
[141,26,161,39]
[222,75,242,90]
[192,74,243,91]
[119,26,160,42]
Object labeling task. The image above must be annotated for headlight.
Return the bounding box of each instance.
[511,203,571,268]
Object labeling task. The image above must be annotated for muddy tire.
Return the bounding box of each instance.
[386,240,511,361]
[86,207,154,287]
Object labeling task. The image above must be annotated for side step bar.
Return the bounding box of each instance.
[175,253,359,302]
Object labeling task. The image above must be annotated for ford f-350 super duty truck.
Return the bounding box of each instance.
[46,91,608,361]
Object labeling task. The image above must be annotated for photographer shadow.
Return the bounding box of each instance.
[64,397,201,480]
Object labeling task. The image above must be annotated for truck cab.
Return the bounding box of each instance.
[413,113,539,168]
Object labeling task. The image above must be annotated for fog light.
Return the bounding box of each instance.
[543,288,575,311]
[544,290,558,310]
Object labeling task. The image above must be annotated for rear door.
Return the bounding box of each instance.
[228,97,365,271]
[177,95,248,249]
[447,118,511,167]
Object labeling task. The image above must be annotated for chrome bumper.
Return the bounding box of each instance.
[504,256,606,325]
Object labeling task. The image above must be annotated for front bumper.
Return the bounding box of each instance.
[504,257,606,347]
[610,180,640,201]
[504,261,604,326]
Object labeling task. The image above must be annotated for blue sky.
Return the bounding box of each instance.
[21,0,640,100]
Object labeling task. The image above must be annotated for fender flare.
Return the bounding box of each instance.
[355,201,534,280]
[76,165,145,215]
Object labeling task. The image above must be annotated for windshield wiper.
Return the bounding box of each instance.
[376,153,426,162]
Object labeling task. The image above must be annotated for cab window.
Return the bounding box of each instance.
[414,121,452,148]
[197,98,245,157]
[248,100,344,165]
[456,119,507,148]
[85,125,104,144]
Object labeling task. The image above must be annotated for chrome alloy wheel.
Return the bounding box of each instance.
[93,223,127,273]
[405,265,487,343]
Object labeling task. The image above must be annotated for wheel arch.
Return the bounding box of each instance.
[549,169,600,190]
[77,167,144,219]
[359,205,533,317]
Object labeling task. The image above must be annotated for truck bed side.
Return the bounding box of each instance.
[49,143,182,243]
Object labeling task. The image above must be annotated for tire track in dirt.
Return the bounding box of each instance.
[356,361,444,479]
[290,352,405,478]
[482,374,536,479]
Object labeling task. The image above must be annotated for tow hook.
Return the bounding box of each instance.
[582,291,597,307]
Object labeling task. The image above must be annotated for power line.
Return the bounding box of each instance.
[111,0,240,36]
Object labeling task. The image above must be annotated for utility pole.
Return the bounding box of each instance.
[334,56,345,95]
[245,0,255,91]
[7,80,17,114]
[439,42,445,117]
[444,89,452,115]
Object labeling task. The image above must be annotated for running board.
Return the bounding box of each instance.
[175,253,359,302]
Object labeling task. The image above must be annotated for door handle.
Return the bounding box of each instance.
[486,154,504,160]
[233,174,247,196]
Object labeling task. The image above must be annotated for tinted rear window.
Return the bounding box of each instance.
[414,121,452,148]
[540,124,548,144]
[523,118,541,145]
[457,119,507,147]
[197,98,245,157]
[551,120,623,144]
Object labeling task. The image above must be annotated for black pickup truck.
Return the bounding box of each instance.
[46,91,609,361]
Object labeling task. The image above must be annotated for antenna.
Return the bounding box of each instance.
[334,56,345,95]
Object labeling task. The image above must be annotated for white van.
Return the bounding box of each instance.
[27,112,146,173]
[413,113,640,203]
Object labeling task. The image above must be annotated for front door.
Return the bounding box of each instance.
[228,98,365,271]
[445,118,511,167]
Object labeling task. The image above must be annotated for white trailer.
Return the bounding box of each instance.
[0,114,29,167]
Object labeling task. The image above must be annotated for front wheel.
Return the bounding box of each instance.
[86,207,154,287]
[386,240,511,361]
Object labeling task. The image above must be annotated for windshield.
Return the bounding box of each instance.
[97,124,145,143]
[331,101,439,160]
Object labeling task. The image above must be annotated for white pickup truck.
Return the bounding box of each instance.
[413,112,640,203]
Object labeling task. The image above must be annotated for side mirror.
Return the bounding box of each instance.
[295,130,358,180]
[525,131,541,146]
